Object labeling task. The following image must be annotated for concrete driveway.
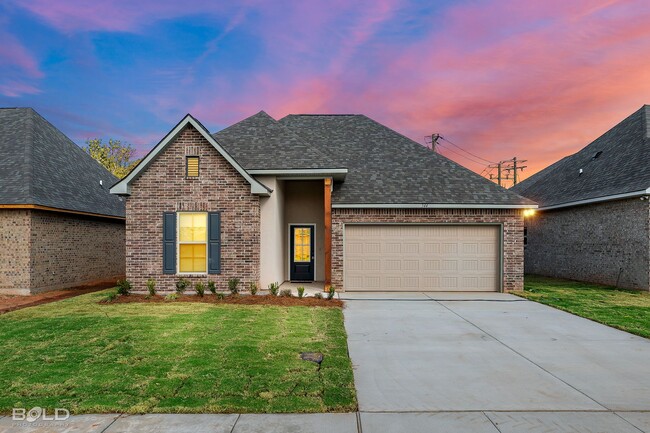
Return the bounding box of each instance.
[342,292,650,432]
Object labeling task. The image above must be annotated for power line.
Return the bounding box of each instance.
[439,136,496,164]
[436,142,491,167]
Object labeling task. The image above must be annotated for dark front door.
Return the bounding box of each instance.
[290,225,315,281]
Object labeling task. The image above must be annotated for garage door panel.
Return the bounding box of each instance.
[344,225,500,292]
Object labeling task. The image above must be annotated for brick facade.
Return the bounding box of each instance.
[0,209,125,295]
[331,208,525,291]
[525,198,650,290]
[126,125,260,292]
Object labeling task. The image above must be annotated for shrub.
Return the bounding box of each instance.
[116,279,131,296]
[207,281,217,294]
[313,292,323,299]
[103,290,118,302]
[195,282,206,297]
[297,286,305,298]
[280,289,292,297]
[215,292,225,300]
[165,293,179,301]
[327,286,336,300]
[268,282,280,296]
[228,278,240,295]
[146,278,156,296]
[249,282,258,295]
[175,278,190,294]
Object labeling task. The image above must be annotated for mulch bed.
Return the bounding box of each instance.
[0,281,117,314]
[101,293,344,308]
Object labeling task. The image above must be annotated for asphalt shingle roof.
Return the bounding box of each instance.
[277,114,533,205]
[212,111,342,170]
[0,108,126,218]
[511,105,650,208]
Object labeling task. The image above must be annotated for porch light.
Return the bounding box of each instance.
[523,209,536,218]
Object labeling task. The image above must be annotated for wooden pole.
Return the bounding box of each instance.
[324,177,332,289]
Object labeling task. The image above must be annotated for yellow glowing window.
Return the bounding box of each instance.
[186,156,199,177]
[178,212,207,273]
[293,228,311,262]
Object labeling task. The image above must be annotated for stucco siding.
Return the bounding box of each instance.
[525,198,650,290]
[259,176,285,287]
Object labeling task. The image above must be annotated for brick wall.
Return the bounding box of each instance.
[331,208,524,291]
[525,198,650,290]
[0,209,125,294]
[126,124,260,292]
[0,210,31,294]
[30,210,125,293]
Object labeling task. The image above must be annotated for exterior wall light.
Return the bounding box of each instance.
[523,209,536,218]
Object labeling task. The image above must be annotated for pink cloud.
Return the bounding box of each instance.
[0,80,41,97]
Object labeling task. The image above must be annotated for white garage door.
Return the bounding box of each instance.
[344,225,500,291]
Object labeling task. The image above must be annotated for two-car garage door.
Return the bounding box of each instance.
[344,225,501,291]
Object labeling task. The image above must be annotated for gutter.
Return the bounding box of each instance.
[539,188,650,211]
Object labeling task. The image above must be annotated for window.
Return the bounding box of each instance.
[293,228,311,262]
[178,212,207,273]
[186,156,199,177]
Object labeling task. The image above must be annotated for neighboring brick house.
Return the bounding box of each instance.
[0,108,126,295]
[512,105,650,291]
[111,112,535,292]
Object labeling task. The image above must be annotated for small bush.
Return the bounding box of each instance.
[146,278,156,296]
[116,279,131,296]
[207,281,216,294]
[249,282,258,295]
[327,286,336,300]
[268,282,280,296]
[280,289,292,297]
[215,292,225,300]
[195,282,206,297]
[313,292,323,299]
[175,278,190,294]
[165,293,179,301]
[297,286,305,298]
[228,278,240,294]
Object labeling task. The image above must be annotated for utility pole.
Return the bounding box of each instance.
[489,161,504,187]
[503,157,527,186]
[430,133,441,152]
[488,157,527,187]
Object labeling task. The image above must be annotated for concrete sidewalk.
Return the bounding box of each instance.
[3,411,650,432]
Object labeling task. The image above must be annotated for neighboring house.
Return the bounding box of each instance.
[512,105,650,291]
[110,112,535,292]
[0,108,126,295]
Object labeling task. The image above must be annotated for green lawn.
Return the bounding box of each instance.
[519,275,650,338]
[0,290,356,414]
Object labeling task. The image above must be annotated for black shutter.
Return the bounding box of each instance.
[162,212,176,274]
[208,212,221,274]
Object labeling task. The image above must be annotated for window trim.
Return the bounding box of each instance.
[177,211,208,275]
[186,156,200,178]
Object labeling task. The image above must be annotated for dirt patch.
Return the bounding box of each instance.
[0,281,117,314]
[102,293,344,308]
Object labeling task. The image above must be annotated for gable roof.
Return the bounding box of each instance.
[278,114,534,207]
[0,107,125,218]
[511,105,650,209]
[110,114,270,196]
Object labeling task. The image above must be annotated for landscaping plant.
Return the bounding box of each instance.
[228,278,240,294]
[215,292,225,300]
[146,278,156,296]
[116,279,132,296]
[207,281,217,294]
[297,286,305,298]
[280,289,292,297]
[327,286,336,300]
[313,292,323,299]
[175,278,189,294]
[268,282,280,296]
[249,281,258,295]
[164,293,179,301]
[195,282,206,297]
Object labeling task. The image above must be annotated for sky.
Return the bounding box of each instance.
[1,0,649,183]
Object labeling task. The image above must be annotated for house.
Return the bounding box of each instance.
[110,111,535,292]
[0,108,126,295]
[511,105,650,291]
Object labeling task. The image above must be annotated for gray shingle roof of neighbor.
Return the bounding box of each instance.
[212,111,343,170]
[511,105,650,208]
[276,114,534,206]
[0,107,126,218]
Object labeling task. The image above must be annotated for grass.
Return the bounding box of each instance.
[0,290,356,414]
[518,275,650,338]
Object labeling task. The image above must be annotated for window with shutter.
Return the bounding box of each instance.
[178,212,207,273]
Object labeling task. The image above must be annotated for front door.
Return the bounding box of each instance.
[290,225,315,281]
